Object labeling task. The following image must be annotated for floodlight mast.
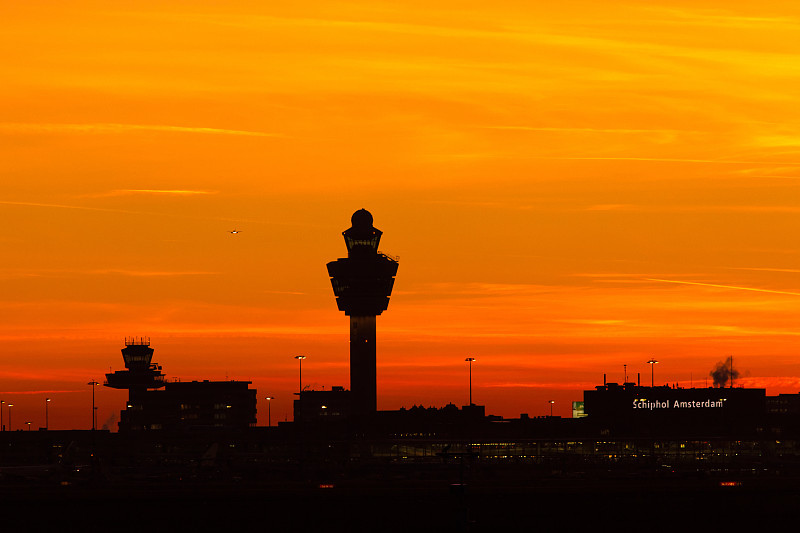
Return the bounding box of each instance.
[647,358,659,387]
[465,358,476,405]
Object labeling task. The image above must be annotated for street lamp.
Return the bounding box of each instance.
[88,381,99,430]
[465,358,476,406]
[45,398,51,430]
[25,421,31,431]
[549,400,555,417]
[1,400,4,431]
[7,404,13,431]
[265,396,274,427]
[294,356,307,394]
[647,358,659,387]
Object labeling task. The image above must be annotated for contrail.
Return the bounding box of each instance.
[646,278,800,297]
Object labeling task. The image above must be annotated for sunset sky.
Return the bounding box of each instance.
[3,1,800,429]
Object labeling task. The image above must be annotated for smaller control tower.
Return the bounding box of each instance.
[327,209,398,415]
[105,337,166,409]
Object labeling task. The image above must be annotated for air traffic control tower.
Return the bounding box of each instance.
[327,209,399,415]
[105,338,166,406]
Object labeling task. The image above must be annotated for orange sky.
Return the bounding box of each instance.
[3,1,800,429]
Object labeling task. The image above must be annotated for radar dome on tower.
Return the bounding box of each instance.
[351,208,374,228]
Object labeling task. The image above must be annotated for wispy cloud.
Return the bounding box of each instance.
[0,389,81,395]
[582,204,800,213]
[558,319,630,326]
[730,267,800,274]
[0,199,309,228]
[479,125,700,135]
[422,282,554,296]
[572,272,704,278]
[428,154,800,167]
[481,381,597,390]
[262,290,306,295]
[92,189,218,197]
[584,204,635,211]
[0,268,218,279]
[0,123,282,137]
[120,11,504,39]
[0,200,143,215]
[737,175,800,180]
[530,156,800,165]
[645,7,800,30]
[735,166,800,177]
[752,135,800,148]
[645,278,800,297]
[90,269,217,277]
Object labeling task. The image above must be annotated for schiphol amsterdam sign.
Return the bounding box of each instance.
[632,398,726,410]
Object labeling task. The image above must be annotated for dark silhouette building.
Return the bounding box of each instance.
[327,209,398,415]
[583,381,766,437]
[105,339,256,431]
[122,380,257,431]
[293,386,351,424]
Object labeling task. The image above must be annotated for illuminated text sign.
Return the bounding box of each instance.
[632,399,725,410]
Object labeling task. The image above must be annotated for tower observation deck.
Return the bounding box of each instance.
[327,209,398,415]
[105,337,166,396]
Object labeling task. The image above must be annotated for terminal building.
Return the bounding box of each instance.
[583,381,767,438]
[119,380,257,432]
[293,386,351,424]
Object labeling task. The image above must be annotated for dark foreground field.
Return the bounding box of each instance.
[0,474,794,532]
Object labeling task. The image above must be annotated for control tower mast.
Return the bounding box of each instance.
[327,209,398,415]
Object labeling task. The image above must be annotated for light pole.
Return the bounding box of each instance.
[88,381,99,430]
[265,396,274,427]
[549,400,555,417]
[465,357,476,405]
[7,404,12,431]
[25,422,31,431]
[1,400,4,431]
[45,398,51,430]
[294,356,306,394]
[647,358,659,387]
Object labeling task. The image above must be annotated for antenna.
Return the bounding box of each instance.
[730,355,734,388]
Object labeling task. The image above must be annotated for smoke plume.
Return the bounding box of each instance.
[102,413,118,431]
[710,356,740,388]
